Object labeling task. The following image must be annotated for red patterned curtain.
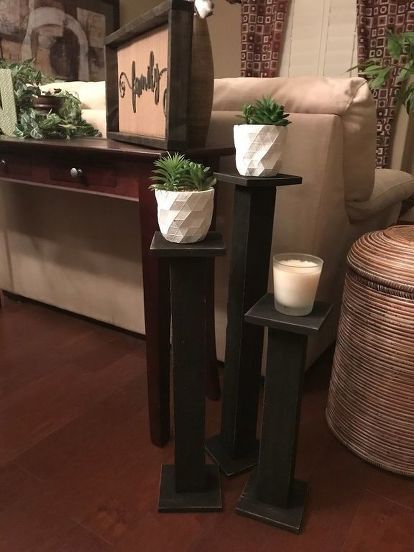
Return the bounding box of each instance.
[228,0,291,77]
[357,1,414,168]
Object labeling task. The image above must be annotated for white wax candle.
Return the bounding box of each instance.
[273,257,323,315]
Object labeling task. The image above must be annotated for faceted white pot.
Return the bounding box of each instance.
[234,124,287,177]
[155,188,214,244]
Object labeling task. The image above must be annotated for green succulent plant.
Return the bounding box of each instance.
[356,31,414,113]
[0,58,100,139]
[150,153,216,192]
[239,97,291,126]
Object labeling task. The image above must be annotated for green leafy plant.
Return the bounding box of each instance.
[239,97,291,126]
[357,31,414,113]
[149,153,216,192]
[0,59,100,139]
[0,58,45,112]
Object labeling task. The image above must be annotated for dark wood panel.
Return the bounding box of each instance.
[50,163,117,187]
[136,164,171,446]
[0,151,143,200]
[0,152,32,180]
[0,136,234,162]
[105,0,193,150]
[105,1,172,47]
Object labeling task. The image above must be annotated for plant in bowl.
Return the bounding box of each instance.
[0,59,100,140]
[234,96,291,177]
[150,153,216,243]
[31,89,65,113]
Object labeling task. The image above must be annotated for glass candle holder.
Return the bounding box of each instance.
[273,253,324,316]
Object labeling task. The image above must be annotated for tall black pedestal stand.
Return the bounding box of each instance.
[151,231,226,512]
[236,293,332,532]
[205,171,302,477]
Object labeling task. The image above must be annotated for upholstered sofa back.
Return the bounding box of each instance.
[42,77,377,205]
[42,80,106,109]
[211,77,377,203]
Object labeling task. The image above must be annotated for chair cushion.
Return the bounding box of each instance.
[81,109,107,138]
[212,77,377,203]
[346,169,414,221]
[41,81,106,110]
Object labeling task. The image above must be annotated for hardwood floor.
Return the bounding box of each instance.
[1,296,413,551]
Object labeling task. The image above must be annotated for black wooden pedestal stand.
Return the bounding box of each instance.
[236,293,332,532]
[205,171,302,477]
[151,232,225,513]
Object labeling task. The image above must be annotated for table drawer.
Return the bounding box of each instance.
[50,162,117,190]
[0,152,32,180]
[0,147,141,201]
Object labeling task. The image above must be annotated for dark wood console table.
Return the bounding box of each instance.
[0,136,233,447]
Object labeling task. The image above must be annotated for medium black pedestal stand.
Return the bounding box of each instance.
[236,294,332,532]
[205,171,302,477]
[151,232,225,513]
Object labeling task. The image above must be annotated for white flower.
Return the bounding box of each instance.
[194,0,214,18]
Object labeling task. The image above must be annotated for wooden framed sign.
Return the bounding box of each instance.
[105,0,194,149]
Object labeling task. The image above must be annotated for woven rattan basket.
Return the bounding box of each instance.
[326,225,414,476]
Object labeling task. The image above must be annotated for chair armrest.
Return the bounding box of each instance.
[346,169,414,222]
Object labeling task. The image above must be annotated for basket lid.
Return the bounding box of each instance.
[348,225,414,293]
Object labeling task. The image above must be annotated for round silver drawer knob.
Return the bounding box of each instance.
[0,159,7,170]
[70,167,83,179]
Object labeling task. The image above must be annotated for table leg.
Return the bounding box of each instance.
[236,328,308,533]
[138,172,171,447]
[205,259,221,400]
[158,257,221,512]
[205,160,221,402]
[206,186,276,475]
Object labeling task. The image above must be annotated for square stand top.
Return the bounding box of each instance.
[245,293,332,335]
[214,170,302,188]
[150,231,226,258]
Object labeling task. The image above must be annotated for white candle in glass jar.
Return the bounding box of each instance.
[273,254,323,316]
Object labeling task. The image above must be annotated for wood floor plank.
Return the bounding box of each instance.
[1,323,139,399]
[1,298,413,551]
[341,490,414,552]
[0,463,42,515]
[32,523,112,552]
[0,352,141,465]
[17,385,168,545]
[16,378,148,481]
[115,511,203,552]
[365,466,414,512]
[0,484,74,552]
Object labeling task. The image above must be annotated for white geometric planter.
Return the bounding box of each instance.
[155,188,214,244]
[234,124,287,177]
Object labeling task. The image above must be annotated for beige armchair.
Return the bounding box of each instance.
[1,76,413,367]
[208,77,414,364]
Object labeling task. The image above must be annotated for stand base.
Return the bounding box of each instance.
[236,472,307,533]
[205,435,259,477]
[158,464,222,513]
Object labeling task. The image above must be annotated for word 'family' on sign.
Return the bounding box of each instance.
[0,69,17,136]
[119,51,167,114]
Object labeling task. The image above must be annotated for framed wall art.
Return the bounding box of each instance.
[105,0,194,150]
[0,0,119,81]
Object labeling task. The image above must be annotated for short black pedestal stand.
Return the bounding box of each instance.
[236,294,332,533]
[151,232,225,513]
[205,171,302,477]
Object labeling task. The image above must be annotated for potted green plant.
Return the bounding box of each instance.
[234,96,291,177]
[31,89,65,113]
[0,59,100,139]
[357,31,414,113]
[150,153,216,243]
